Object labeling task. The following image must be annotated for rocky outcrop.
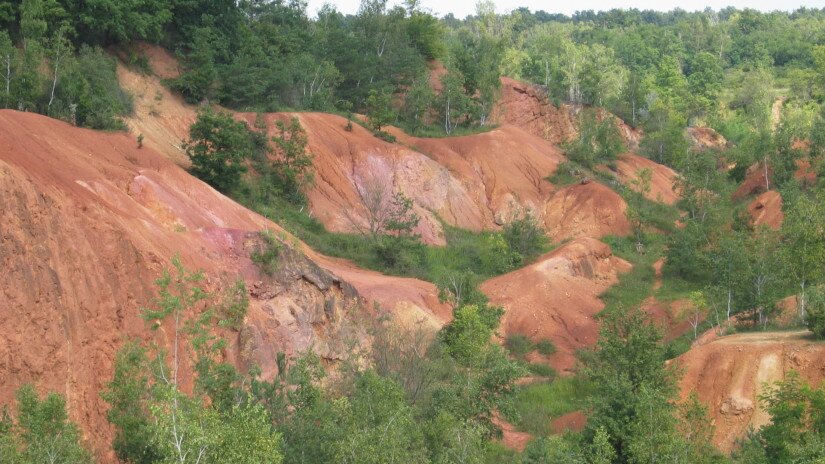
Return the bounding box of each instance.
[491,77,578,146]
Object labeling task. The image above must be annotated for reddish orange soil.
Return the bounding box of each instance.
[493,413,533,452]
[491,77,578,146]
[677,331,825,453]
[795,157,817,187]
[481,238,631,372]
[551,411,587,434]
[687,126,729,152]
[394,123,565,226]
[492,77,642,150]
[614,153,679,205]
[748,190,784,229]
[0,110,448,461]
[117,57,196,166]
[117,50,635,247]
[733,162,772,200]
[541,182,632,242]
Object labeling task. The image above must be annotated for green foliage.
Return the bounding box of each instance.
[1,384,92,464]
[401,76,434,132]
[526,362,556,378]
[366,87,397,132]
[69,0,172,45]
[103,258,284,464]
[184,108,253,193]
[268,116,314,205]
[504,334,532,359]
[333,371,428,464]
[509,376,591,436]
[100,341,161,464]
[406,11,446,60]
[534,339,556,356]
[169,27,216,103]
[250,230,281,276]
[584,304,680,462]
[441,304,502,367]
[522,436,585,463]
[806,286,825,338]
[501,212,549,265]
[218,278,248,330]
[600,234,664,315]
[750,372,825,463]
[565,109,625,168]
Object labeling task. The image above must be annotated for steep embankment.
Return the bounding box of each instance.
[118,51,637,246]
[481,238,631,372]
[116,44,196,166]
[614,153,680,205]
[493,77,643,150]
[748,190,784,229]
[677,331,825,452]
[0,110,449,461]
[490,77,578,146]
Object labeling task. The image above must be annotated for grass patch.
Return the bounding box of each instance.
[535,339,556,356]
[508,376,592,437]
[505,334,533,359]
[599,234,666,316]
[398,122,499,139]
[546,161,587,186]
[526,362,557,378]
[241,197,552,287]
[250,230,281,275]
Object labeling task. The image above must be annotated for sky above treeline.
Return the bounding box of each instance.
[304,0,823,18]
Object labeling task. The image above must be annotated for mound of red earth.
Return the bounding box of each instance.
[0,110,449,461]
[613,153,679,205]
[733,162,772,200]
[687,126,729,152]
[481,238,631,372]
[491,77,578,146]
[492,77,642,149]
[677,331,825,453]
[541,182,632,242]
[748,190,784,229]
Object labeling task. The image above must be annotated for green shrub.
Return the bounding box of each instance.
[57,46,133,130]
[185,108,254,193]
[374,129,397,143]
[219,279,249,330]
[564,109,625,168]
[251,230,281,275]
[546,161,585,186]
[505,334,533,358]
[534,339,557,356]
[509,377,592,436]
[806,285,825,338]
[527,362,557,378]
[502,213,548,264]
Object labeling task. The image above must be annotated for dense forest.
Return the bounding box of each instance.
[2,0,825,463]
